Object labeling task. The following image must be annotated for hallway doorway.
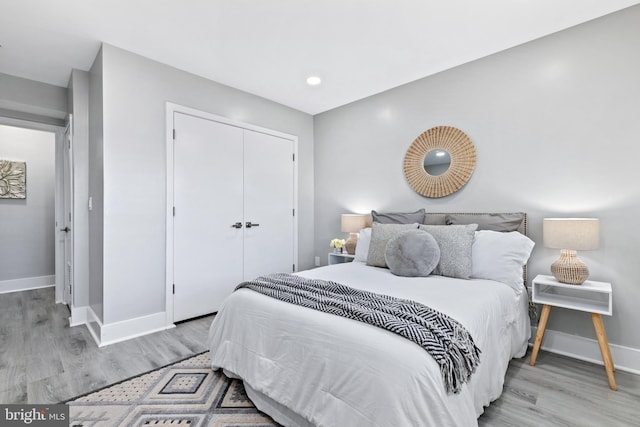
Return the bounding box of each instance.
[0,117,69,306]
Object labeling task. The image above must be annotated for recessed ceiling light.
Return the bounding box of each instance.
[306,76,322,86]
[436,151,446,157]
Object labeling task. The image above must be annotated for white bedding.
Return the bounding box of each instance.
[207,262,530,427]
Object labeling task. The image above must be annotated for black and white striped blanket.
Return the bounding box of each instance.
[235,273,481,394]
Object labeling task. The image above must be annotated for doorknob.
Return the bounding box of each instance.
[231,222,243,229]
[60,226,71,233]
[245,222,260,228]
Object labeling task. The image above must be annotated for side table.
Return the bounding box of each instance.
[529,274,616,390]
[328,252,355,265]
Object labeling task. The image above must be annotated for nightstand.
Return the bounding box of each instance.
[328,252,355,265]
[529,274,616,390]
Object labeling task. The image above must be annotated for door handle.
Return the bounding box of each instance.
[231,222,243,229]
[61,227,71,233]
[245,222,260,228]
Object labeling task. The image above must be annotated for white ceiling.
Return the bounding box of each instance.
[1,0,639,115]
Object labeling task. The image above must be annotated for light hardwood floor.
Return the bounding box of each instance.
[479,351,640,426]
[0,287,213,404]
[1,287,639,426]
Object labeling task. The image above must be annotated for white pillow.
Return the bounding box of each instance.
[470,230,535,291]
[354,228,371,262]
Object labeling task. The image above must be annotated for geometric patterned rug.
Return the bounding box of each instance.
[67,352,280,426]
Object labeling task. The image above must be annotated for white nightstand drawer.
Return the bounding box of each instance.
[532,274,612,315]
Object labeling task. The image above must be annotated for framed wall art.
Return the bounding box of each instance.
[0,159,26,199]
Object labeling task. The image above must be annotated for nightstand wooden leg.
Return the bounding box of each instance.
[530,304,552,366]
[591,313,617,391]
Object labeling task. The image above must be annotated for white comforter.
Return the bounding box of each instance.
[207,262,530,427]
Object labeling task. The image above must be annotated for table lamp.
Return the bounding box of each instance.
[543,218,599,285]
[341,214,368,255]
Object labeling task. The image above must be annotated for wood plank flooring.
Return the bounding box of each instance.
[1,287,639,426]
[478,351,640,426]
[0,287,213,404]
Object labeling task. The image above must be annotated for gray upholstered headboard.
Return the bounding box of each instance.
[422,212,528,236]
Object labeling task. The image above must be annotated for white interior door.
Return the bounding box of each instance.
[173,113,244,322]
[243,130,295,279]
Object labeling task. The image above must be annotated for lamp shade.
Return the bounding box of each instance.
[543,218,599,250]
[341,214,368,233]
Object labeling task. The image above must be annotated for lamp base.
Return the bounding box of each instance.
[345,232,358,255]
[551,249,589,285]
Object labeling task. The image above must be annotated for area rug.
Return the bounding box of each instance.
[67,352,280,426]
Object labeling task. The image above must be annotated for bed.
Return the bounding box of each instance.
[207,212,533,427]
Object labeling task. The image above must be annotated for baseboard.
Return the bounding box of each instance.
[69,305,89,327]
[0,275,55,294]
[99,311,173,347]
[81,308,175,347]
[85,306,102,347]
[531,326,640,375]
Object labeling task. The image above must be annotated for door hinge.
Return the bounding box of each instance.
[293,264,295,272]
[292,208,295,216]
[173,129,176,140]
[173,284,175,294]
[292,153,295,161]
[173,206,176,216]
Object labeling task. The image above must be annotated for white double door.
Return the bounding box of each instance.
[173,112,295,322]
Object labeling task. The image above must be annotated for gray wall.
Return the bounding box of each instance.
[0,72,67,126]
[0,124,56,281]
[88,49,105,321]
[98,44,314,324]
[314,6,640,350]
[67,69,91,310]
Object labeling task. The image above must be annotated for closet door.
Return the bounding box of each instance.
[243,130,295,279]
[173,113,244,322]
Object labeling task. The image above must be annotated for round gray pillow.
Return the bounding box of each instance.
[384,229,440,277]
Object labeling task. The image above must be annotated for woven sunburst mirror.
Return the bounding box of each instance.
[404,126,476,198]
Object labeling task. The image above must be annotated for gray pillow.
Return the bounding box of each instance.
[445,213,525,232]
[371,208,425,224]
[385,230,440,277]
[418,224,478,279]
[366,223,419,267]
